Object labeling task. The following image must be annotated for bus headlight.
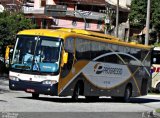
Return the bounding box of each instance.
[42,80,57,85]
[9,76,20,81]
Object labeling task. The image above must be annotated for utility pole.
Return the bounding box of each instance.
[145,0,151,46]
[115,0,119,37]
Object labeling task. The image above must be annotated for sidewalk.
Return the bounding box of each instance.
[0,74,9,94]
[153,111,160,118]
[0,73,8,80]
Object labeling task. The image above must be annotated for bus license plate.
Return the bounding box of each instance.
[26,89,35,93]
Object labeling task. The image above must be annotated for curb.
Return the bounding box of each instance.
[142,111,160,118]
[146,94,160,98]
[153,111,160,118]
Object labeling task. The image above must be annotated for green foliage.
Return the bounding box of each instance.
[0,11,36,46]
[153,42,160,47]
[129,0,160,33]
[151,0,160,32]
[156,108,160,113]
[129,0,147,29]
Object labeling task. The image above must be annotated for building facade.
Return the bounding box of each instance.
[1,0,131,39]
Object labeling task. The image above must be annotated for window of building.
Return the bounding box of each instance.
[41,0,46,7]
[97,20,102,29]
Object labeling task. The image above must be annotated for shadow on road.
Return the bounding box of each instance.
[17,96,160,104]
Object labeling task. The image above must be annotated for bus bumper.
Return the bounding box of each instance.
[9,79,58,96]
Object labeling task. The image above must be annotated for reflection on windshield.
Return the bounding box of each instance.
[12,35,61,73]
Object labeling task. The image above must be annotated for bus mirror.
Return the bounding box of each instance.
[5,46,10,60]
[63,52,68,64]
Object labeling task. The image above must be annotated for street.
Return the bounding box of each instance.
[0,78,160,118]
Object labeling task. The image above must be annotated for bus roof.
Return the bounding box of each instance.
[17,28,152,50]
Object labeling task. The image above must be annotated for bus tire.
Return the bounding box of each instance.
[72,83,80,101]
[156,83,160,93]
[32,93,39,99]
[123,86,132,102]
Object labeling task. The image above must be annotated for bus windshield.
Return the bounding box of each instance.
[11,35,61,73]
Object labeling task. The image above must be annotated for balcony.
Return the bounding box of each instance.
[66,10,105,20]
[22,6,44,14]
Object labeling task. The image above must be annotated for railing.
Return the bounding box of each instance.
[66,10,105,20]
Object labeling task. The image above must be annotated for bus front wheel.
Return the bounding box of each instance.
[123,86,132,102]
[72,83,80,101]
[32,93,39,99]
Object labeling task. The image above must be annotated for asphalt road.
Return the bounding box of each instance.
[0,78,160,118]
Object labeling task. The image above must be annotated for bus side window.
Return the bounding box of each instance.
[76,38,91,60]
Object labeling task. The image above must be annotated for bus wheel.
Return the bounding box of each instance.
[72,83,80,101]
[32,93,39,99]
[123,86,132,102]
[156,83,160,93]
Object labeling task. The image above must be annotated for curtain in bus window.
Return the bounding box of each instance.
[129,48,141,65]
[76,38,91,60]
[91,41,106,60]
[65,37,74,53]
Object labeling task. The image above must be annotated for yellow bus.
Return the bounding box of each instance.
[9,28,152,102]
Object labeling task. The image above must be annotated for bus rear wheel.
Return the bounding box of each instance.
[32,93,39,99]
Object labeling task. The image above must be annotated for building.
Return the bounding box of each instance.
[105,0,131,40]
[22,0,107,31]
[0,0,22,12]
[21,0,131,39]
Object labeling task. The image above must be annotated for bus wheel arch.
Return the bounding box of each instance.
[156,82,160,93]
[72,80,84,101]
[123,83,132,102]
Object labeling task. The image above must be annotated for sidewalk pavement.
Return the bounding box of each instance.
[0,73,8,80]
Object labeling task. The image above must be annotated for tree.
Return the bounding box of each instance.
[151,0,160,42]
[0,11,36,47]
[129,0,147,29]
[129,0,160,44]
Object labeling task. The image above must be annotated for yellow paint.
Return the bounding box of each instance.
[58,60,89,95]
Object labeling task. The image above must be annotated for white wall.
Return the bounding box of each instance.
[105,0,131,9]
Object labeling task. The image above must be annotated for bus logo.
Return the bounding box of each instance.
[94,63,103,74]
[94,63,123,75]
